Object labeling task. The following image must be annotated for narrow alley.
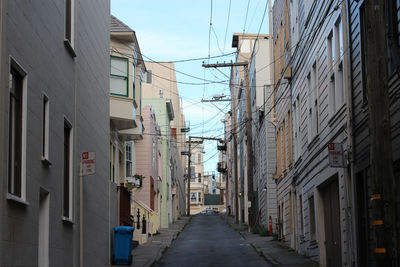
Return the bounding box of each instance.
[155,214,270,267]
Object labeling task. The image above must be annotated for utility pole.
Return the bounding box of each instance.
[187,136,191,216]
[364,1,397,265]
[202,62,255,230]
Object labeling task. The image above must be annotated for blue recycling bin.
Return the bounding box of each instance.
[113,226,134,265]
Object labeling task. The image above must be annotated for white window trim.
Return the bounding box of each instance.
[65,0,75,47]
[8,58,28,201]
[64,118,74,220]
[41,94,51,165]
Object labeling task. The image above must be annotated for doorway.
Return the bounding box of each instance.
[321,177,342,267]
[39,189,50,267]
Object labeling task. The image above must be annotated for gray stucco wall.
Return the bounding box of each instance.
[0,0,112,266]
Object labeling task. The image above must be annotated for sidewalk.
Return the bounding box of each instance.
[130,216,190,267]
[223,215,318,267]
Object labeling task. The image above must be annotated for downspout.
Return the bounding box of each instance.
[344,1,356,266]
[0,0,6,265]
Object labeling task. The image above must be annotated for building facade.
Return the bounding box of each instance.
[142,98,174,228]
[0,0,112,266]
[348,1,400,266]
[273,0,354,266]
[133,105,161,236]
[142,61,186,220]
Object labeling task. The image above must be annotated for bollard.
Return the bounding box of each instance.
[142,214,147,234]
[136,209,141,229]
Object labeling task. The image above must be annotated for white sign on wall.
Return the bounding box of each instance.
[328,143,345,168]
[81,151,96,176]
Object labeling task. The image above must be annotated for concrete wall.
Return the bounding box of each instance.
[0,0,113,266]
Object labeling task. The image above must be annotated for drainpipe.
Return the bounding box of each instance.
[343,1,356,265]
[0,0,6,266]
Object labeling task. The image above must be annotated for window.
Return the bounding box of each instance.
[308,62,319,140]
[198,192,202,203]
[307,73,312,143]
[110,56,129,96]
[8,66,26,198]
[42,95,50,163]
[126,142,132,177]
[287,112,292,165]
[282,120,286,170]
[190,167,195,182]
[328,17,345,117]
[190,192,197,203]
[198,153,201,164]
[299,194,304,235]
[309,195,316,240]
[146,70,152,84]
[63,120,73,219]
[198,173,201,183]
[65,0,75,48]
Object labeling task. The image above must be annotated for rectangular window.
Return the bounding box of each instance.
[282,120,286,170]
[299,194,304,235]
[198,192,202,203]
[190,167,195,182]
[63,120,73,219]
[42,95,50,162]
[8,67,24,198]
[126,142,132,177]
[110,56,129,96]
[146,70,152,84]
[293,101,298,160]
[328,32,334,69]
[198,173,201,183]
[287,112,292,165]
[330,73,336,116]
[309,195,316,240]
[307,73,312,143]
[190,192,197,203]
[65,0,75,47]
[198,154,201,164]
[311,62,319,137]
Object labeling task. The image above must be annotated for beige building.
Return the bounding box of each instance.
[189,144,205,214]
[142,62,187,220]
[110,16,146,226]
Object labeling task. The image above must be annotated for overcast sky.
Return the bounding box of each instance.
[111,0,272,173]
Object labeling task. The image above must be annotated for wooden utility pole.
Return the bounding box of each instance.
[202,62,255,229]
[364,1,397,265]
[187,136,192,216]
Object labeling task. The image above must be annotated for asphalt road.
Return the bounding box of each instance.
[155,214,272,267]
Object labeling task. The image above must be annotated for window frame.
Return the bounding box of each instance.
[110,56,129,97]
[126,142,132,177]
[64,0,76,57]
[41,94,51,165]
[63,118,73,220]
[7,59,28,202]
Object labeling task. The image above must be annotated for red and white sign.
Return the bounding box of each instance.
[81,151,96,176]
[328,143,344,168]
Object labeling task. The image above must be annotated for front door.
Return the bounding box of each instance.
[322,177,342,267]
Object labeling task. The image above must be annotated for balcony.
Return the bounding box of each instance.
[217,162,227,173]
[119,114,144,141]
[110,96,137,130]
[217,144,226,151]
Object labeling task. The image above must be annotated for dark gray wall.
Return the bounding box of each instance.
[0,0,112,266]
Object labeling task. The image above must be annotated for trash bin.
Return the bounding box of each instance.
[113,226,134,265]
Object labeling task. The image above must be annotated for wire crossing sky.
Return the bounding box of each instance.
[111,0,272,172]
